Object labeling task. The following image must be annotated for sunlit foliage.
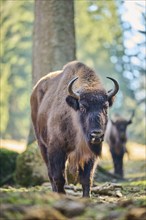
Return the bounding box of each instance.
[1,0,34,139]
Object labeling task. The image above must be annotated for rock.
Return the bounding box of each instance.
[15,142,48,186]
[102,210,123,220]
[23,206,67,220]
[115,190,123,198]
[125,207,146,220]
[118,199,133,207]
[53,198,85,217]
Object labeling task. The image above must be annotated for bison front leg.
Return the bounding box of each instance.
[110,148,124,178]
[113,155,124,178]
[47,149,66,194]
[79,159,94,197]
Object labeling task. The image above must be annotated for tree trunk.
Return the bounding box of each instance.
[27,0,76,145]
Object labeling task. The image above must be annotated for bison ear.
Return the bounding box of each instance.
[127,119,132,125]
[108,96,115,107]
[127,111,134,125]
[66,96,79,111]
[107,89,115,107]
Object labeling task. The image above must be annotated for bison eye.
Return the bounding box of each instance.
[79,104,86,113]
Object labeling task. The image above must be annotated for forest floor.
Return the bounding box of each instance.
[0,140,146,220]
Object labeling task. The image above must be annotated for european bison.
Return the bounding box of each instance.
[105,112,134,178]
[30,61,119,197]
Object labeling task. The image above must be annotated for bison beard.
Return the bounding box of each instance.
[30,61,119,197]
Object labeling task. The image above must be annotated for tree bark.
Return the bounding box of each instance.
[32,0,76,84]
[27,0,76,145]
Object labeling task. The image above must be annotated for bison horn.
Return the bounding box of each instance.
[107,77,119,99]
[68,77,80,100]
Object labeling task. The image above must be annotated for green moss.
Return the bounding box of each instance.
[0,187,60,207]
[0,179,146,220]
[14,142,48,186]
[0,148,18,186]
[134,197,146,206]
[129,180,146,186]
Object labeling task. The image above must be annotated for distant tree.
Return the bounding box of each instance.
[0,0,33,139]
[28,0,76,144]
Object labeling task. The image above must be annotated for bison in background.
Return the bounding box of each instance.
[105,112,134,178]
[30,61,119,197]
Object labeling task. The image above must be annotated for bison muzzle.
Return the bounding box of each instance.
[30,61,119,197]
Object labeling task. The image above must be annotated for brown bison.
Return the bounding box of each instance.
[30,61,119,197]
[105,112,134,178]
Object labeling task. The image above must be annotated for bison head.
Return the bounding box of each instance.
[66,77,119,155]
[111,111,134,143]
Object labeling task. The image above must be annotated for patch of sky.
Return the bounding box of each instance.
[88,4,98,12]
[123,70,133,80]
[122,1,144,30]
[124,39,136,49]
[135,90,146,101]
[133,70,140,78]
[115,63,123,72]
[110,56,118,64]
[124,47,139,56]
[131,56,141,66]
[130,80,140,90]
[122,55,129,63]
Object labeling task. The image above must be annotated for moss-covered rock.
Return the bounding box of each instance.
[15,142,48,186]
[0,148,18,186]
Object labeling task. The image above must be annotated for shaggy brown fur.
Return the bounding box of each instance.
[31,61,104,169]
[30,61,118,196]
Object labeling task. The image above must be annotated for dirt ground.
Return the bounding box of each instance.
[0,140,146,220]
